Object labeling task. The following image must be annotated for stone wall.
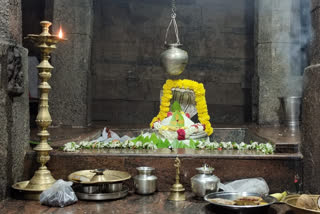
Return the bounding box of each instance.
[0,0,29,200]
[91,0,254,125]
[301,0,320,193]
[254,0,304,125]
[49,0,93,127]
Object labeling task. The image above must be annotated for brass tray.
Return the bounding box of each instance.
[68,169,131,184]
[284,194,320,214]
[12,180,43,200]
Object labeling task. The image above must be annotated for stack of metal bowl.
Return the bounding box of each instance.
[68,169,131,200]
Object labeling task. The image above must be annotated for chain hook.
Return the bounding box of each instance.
[164,0,180,46]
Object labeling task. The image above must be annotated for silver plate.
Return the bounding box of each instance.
[75,186,129,201]
[204,192,276,214]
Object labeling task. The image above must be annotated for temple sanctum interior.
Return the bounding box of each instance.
[2,0,320,213]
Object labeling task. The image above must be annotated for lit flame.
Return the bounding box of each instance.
[58,27,63,39]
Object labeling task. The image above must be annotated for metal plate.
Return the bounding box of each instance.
[68,169,131,184]
[284,194,320,214]
[75,186,129,201]
[204,192,276,214]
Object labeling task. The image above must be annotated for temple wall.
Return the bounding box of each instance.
[49,0,93,127]
[91,0,255,125]
[0,0,29,200]
[301,0,320,193]
[253,0,306,125]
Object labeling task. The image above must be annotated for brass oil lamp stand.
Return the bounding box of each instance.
[168,157,186,201]
[12,21,66,200]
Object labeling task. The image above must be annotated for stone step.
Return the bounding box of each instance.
[22,149,302,193]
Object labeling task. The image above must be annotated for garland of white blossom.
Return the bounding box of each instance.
[62,139,274,154]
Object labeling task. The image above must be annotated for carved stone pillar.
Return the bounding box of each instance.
[49,0,93,127]
[0,0,29,200]
[253,0,303,124]
[301,1,320,193]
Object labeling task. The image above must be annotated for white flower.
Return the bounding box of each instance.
[233,143,240,150]
[220,142,228,149]
[251,142,258,148]
[121,140,128,148]
[239,142,246,149]
[63,142,80,152]
[149,144,157,149]
[79,141,90,147]
[197,141,205,149]
[153,121,161,129]
[128,141,135,148]
[136,141,142,148]
[226,141,233,149]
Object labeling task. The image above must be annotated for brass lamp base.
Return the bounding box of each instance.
[12,181,45,200]
[168,183,186,201]
[12,166,56,200]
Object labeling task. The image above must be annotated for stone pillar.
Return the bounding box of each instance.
[0,0,29,200]
[49,0,93,127]
[301,1,320,193]
[254,0,302,124]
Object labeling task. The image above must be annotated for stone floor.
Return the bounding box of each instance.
[0,192,293,214]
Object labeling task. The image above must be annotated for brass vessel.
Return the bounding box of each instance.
[12,21,66,200]
[160,43,188,76]
[68,169,131,184]
[168,157,186,201]
[69,169,131,201]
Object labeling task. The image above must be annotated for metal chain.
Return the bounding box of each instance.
[164,0,180,45]
[171,0,176,17]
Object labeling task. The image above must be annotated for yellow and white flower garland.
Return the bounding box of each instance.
[150,79,213,136]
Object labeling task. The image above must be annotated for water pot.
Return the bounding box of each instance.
[280,96,301,132]
[134,167,157,195]
[160,43,188,76]
[191,164,220,198]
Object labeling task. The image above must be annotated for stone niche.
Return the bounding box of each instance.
[41,0,308,127]
[91,0,255,125]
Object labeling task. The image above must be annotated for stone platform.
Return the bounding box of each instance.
[25,124,302,193]
[22,149,302,193]
[1,192,293,214]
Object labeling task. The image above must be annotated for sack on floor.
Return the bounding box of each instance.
[40,179,77,207]
[219,177,270,195]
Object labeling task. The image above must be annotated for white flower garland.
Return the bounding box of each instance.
[62,138,274,154]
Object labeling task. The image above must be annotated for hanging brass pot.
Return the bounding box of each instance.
[160,0,188,76]
[160,43,188,76]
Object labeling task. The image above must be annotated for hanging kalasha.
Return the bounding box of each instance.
[160,0,188,76]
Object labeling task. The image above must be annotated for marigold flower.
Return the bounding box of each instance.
[150,79,213,135]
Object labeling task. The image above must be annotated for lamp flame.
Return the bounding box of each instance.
[58,27,63,39]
